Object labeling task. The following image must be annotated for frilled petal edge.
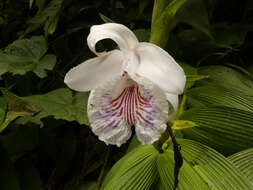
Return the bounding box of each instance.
[64,50,124,92]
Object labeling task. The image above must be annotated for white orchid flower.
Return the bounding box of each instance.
[64,23,186,147]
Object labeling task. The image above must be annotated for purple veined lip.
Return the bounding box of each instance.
[95,85,160,127]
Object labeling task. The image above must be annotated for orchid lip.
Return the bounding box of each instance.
[88,75,169,146]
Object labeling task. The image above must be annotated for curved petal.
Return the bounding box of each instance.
[166,93,179,120]
[166,93,179,112]
[87,76,133,147]
[87,23,139,55]
[64,50,124,92]
[132,77,169,145]
[135,42,186,94]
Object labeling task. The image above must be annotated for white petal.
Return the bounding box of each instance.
[87,23,139,55]
[133,78,169,145]
[135,42,186,94]
[166,93,179,112]
[64,50,124,92]
[166,93,179,120]
[87,76,133,147]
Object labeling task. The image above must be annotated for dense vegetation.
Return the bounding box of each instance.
[0,0,253,189]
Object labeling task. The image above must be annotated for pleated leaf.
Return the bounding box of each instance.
[178,139,253,190]
[101,146,159,190]
[158,139,253,189]
[157,148,210,190]
[187,85,253,112]
[228,148,253,185]
[180,106,253,154]
[197,65,253,93]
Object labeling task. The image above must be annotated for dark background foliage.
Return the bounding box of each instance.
[0,0,253,189]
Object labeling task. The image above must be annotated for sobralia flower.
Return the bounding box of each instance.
[64,23,186,147]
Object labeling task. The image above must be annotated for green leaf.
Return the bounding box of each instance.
[150,0,188,47]
[23,88,89,125]
[157,147,210,190]
[197,65,253,93]
[178,139,253,189]
[158,139,253,189]
[0,145,21,190]
[0,36,56,78]
[176,0,212,38]
[26,0,63,35]
[228,148,253,185]
[187,85,253,112]
[101,146,159,190]
[180,106,253,154]
[0,111,32,133]
[1,88,36,113]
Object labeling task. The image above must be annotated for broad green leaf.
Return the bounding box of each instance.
[101,146,159,190]
[0,145,21,190]
[0,89,36,132]
[198,65,253,93]
[1,88,36,113]
[150,0,187,47]
[0,111,32,133]
[158,139,253,189]
[0,36,56,78]
[187,85,253,112]
[23,88,89,125]
[178,139,253,190]
[180,106,253,154]
[176,0,212,38]
[157,145,209,190]
[26,0,63,35]
[228,148,253,185]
